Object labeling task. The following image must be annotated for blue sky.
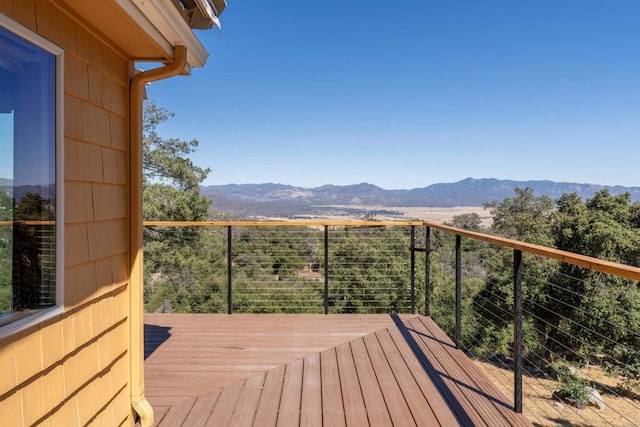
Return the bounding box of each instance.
[144,0,640,190]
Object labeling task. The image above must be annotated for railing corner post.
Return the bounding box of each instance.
[513,249,523,413]
[410,225,416,314]
[227,225,233,315]
[324,225,329,315]
[455,234,462,349]
[425,226,431,316]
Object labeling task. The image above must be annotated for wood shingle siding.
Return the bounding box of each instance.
[0,1,132,424]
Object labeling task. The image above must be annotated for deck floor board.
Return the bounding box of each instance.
[145,313,532,426]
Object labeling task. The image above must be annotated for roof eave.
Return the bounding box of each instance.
[118,0,213,71]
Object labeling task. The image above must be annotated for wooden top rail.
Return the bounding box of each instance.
[0,220,55,226]
[422,220,640,282]
[143,220,425,227]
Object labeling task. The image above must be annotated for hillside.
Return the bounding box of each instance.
[201,178,640,219]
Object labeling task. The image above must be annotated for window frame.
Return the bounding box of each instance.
[0,14,65,338]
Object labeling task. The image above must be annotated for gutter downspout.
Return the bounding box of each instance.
[129,44,187,427]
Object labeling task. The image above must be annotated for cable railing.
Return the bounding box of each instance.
[142,220,640,424]
[423,221,640,426]
[143,221,424,315]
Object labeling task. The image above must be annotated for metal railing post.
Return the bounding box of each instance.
[410,226,416,314]
[324,225,329,315]
[425,226,431,316]
[455,234,462,349]
[227,226,232,315]
[514,249,523,413]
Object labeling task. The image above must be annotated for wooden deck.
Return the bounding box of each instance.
[144,314,533,426]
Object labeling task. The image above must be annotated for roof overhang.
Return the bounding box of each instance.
[60,0,226,72]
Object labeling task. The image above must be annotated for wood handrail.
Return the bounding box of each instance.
[0,220,55,226]
[422,220,640,282]
[143,220,424,227]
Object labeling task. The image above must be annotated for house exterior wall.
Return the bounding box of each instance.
[0,1,133,425]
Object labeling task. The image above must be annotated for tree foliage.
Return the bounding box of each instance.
[142,100,215,312]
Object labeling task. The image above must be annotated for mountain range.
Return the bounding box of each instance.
[200,178,640,218]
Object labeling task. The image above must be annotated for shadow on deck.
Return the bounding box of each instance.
[144,313,532,426]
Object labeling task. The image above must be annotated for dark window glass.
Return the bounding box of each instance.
[0,23,57,322]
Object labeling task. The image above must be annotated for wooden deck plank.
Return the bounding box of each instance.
[413,317,532,426]
[254,365,286,426]
[403,317,495,426]
[154,396,196,427]
[407,317,532,427]
[376,328,445,426]
[350,338,393,427]
[320,348,346,427]
[180,391,222,427]
[387,326,463,426]
[203,379,244,426]
[362,332,416,426]
[300,353,322,427]
[335,342,369,427]
[276,358,303,427]
[230,373,266,426]
[144,314,534,427]
[151,407,170,426]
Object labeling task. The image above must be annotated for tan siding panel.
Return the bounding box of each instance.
[35,0,61,45]
[90,34,110,73]
[73,305,94,347]
[65,95,84,140]
[22,379,46,426]
[112,286,129,323]
[65,54,90,100]
[105,77,128,117]
[55,398,80,426]
[111,219,129,254]
[88,221,113,260]
[109,112,128,151]
[76,261,98,306]
[66,181,94,223]
[63,351,88,397]
[115,150,128,184]
[0,1,14,16]
[82,101,111,147]
[112,253,129,286]
[102,147,119,183]
[108,49,130,84]
[40,319,65,368]
[98,297,116,336]
[0,389,23,427]
[75,24,93,63]
[64,266,79,307]
[65,138,81,180]
[13,0,36,30]
[76,378,98,426]
[41,364,67,418]
[13,329,43,385]
[0,338,17,391]
[88,66,106,106]
[59,11,78,53]
[93,184,127,221]
[66,224,90,267]
[96,257,115,295]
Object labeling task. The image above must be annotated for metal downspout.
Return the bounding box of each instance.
[129,45,187,427]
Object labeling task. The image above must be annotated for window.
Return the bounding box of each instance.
[0,16,63,334]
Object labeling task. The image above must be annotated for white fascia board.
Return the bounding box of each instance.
[117,0,209,69]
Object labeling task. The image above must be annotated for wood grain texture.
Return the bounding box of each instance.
[146,314,533,426]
